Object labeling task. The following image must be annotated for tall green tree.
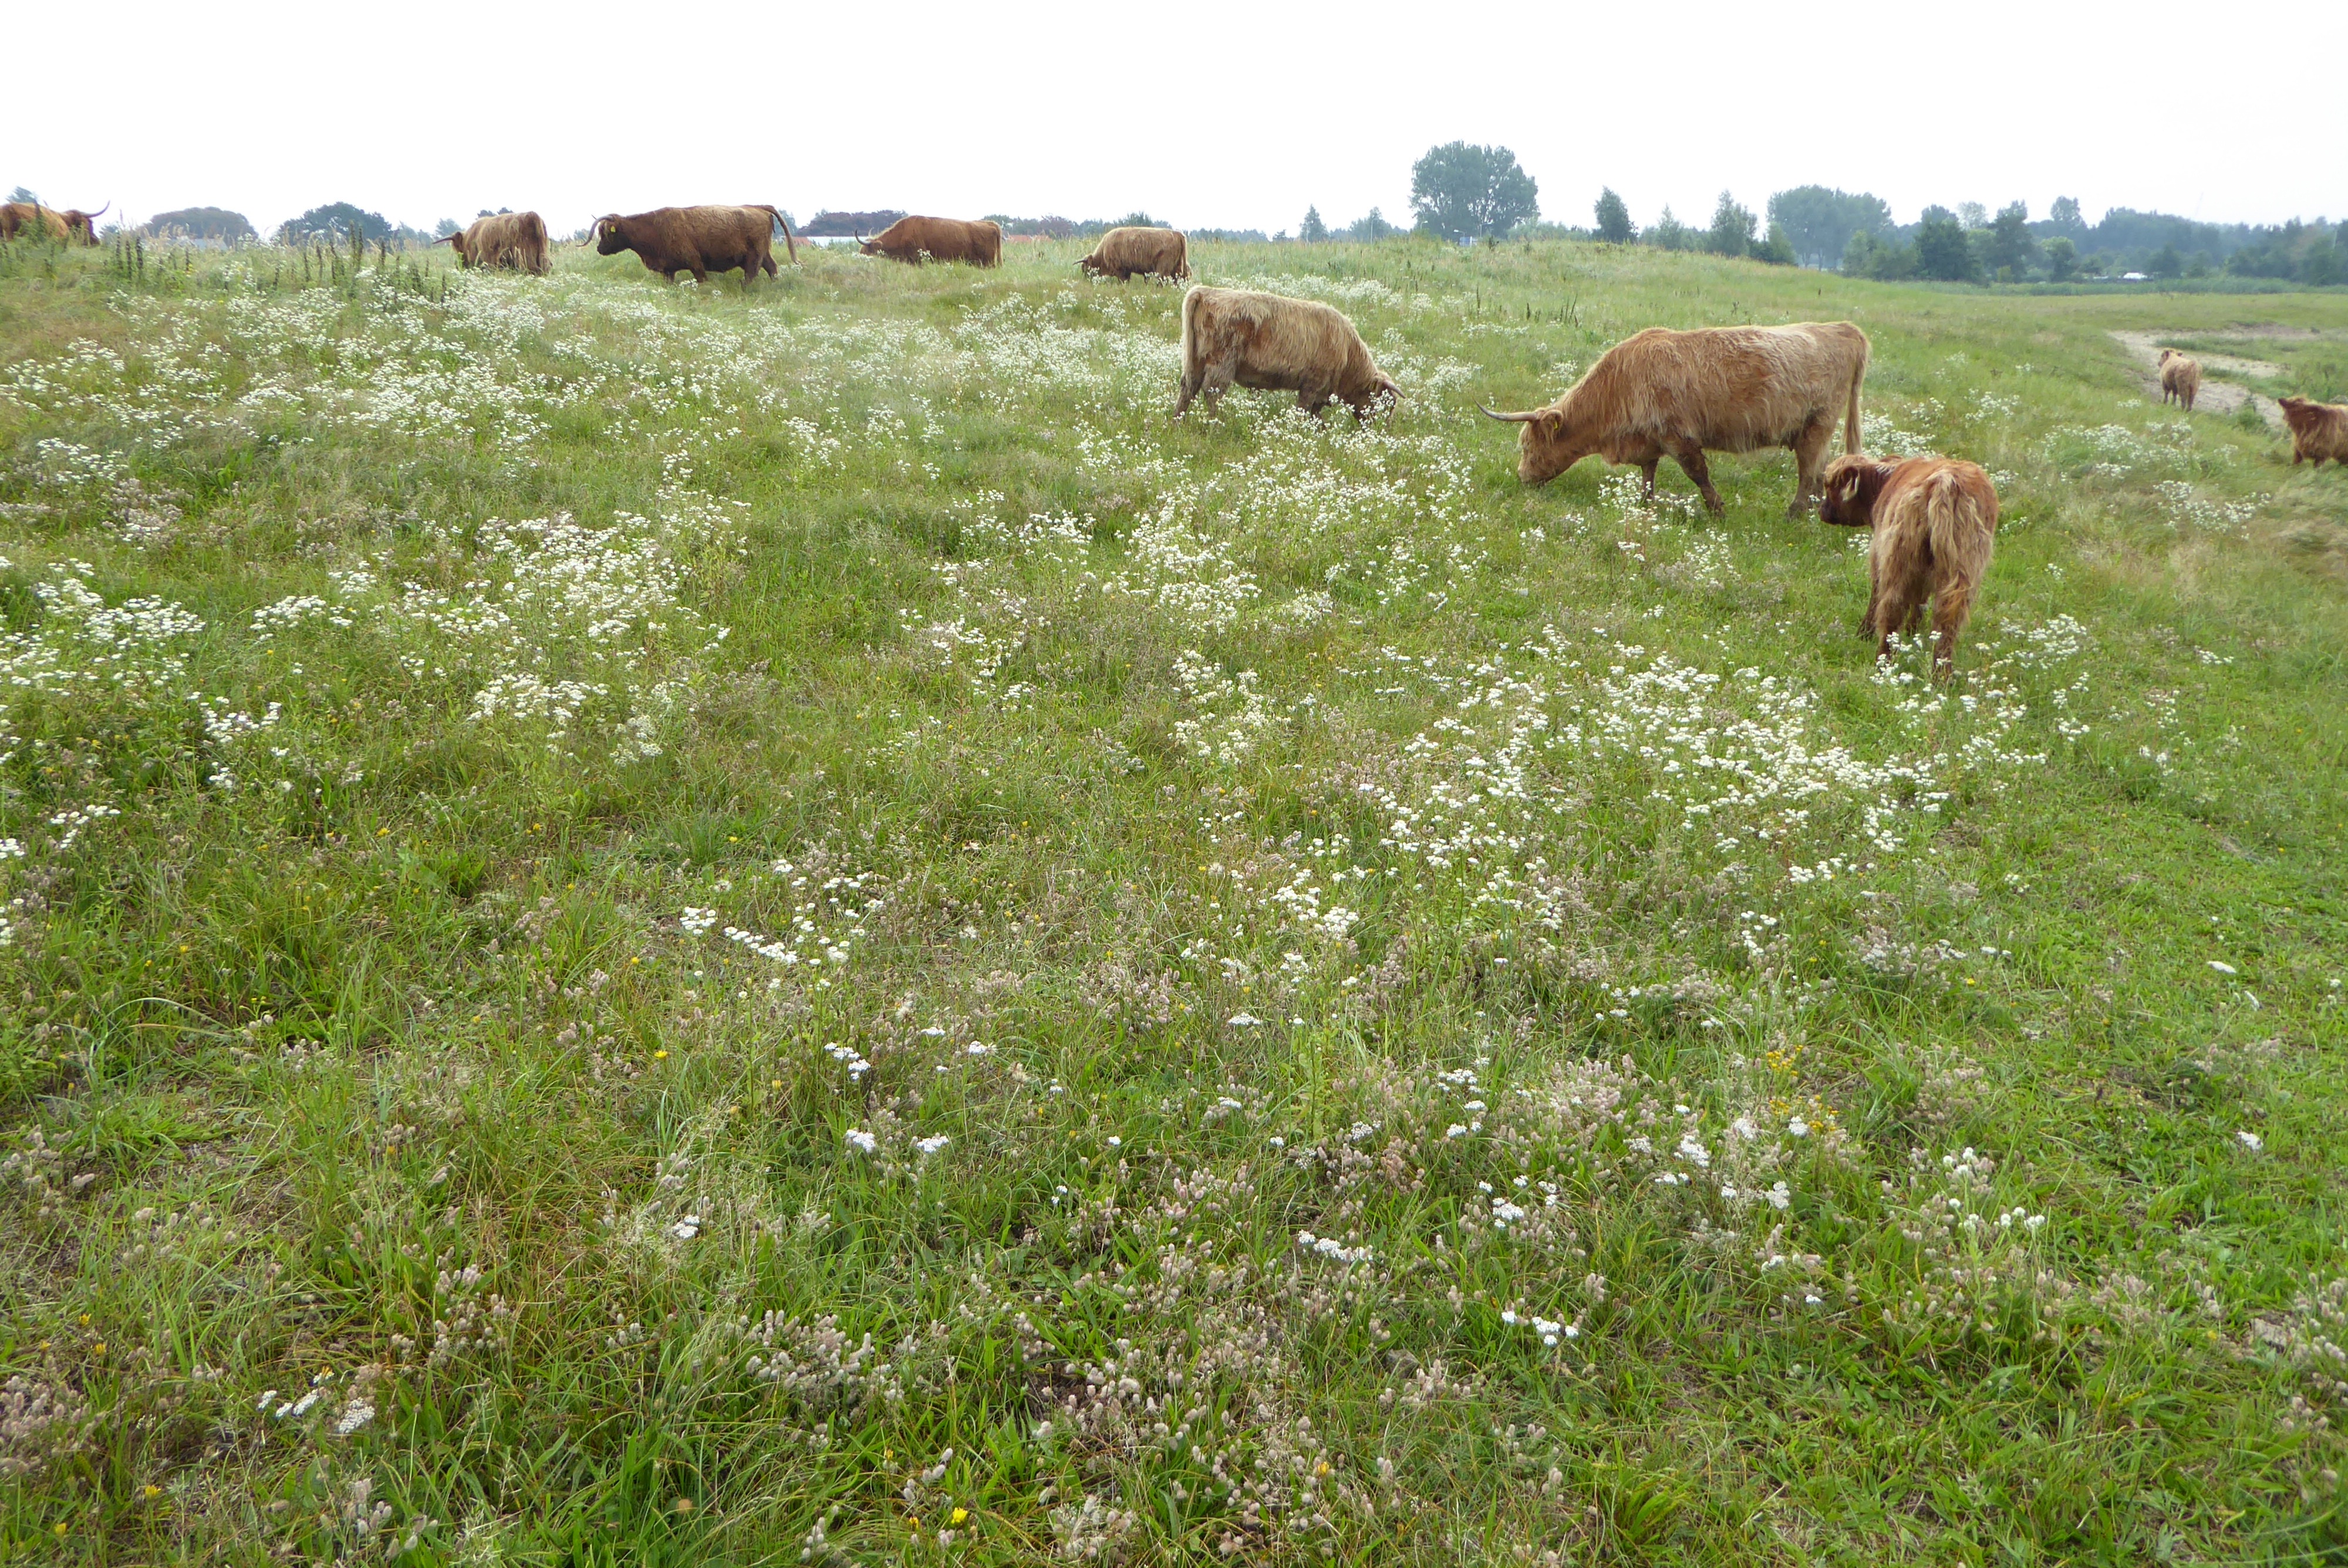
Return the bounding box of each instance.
[1299,206,1328,242]
[1647,205,1693,252]
[2042,236,2079,282]
[1768,185,1891,271]
[1705,191,1756,258]
[1915,208,1978,281]
[1988,201,2036,278]
[2047,195,2086,237]
[1409,143,1539,241]
[1593,188,1634,245]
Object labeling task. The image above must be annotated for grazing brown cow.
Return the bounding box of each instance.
[592,205,797,288]
[1078,226,1190,281]
[858,215,1001,267]
[1175,285,1398,419]
[1481,322,1870,518]
[438,211,552,275]
[1819,454,1999,681]
[2158,348,2201,411]
[2278,396,2348,465]
[0,202,70,242]
[59,202,107,245]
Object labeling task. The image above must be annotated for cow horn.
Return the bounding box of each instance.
[1478,404,1543,423]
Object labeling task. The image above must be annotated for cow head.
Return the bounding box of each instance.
[857,238,880,256]
[592,216,629,255]
[1817,454,1894,528]
[63,202,106,245]
[1479,404,1588,485]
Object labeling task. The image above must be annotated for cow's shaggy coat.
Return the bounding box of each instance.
[592,205,796,288]
[441,211,551,275]
[858,216,1001,267]
[1078,227,1190,281]
[1819,454,2000,681]
[1482,322,1870,517]
[1175,286,1398,419]
[2278,396,2347,466]
[2158,348,2202,411]
[0,202,70,242]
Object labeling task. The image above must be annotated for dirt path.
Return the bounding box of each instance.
[2109,329,2286,428]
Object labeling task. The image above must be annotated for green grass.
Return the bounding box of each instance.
[1,231,2344,1565]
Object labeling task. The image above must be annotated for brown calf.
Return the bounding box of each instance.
[2158,348,2201,411]
[1819,454,1999,681]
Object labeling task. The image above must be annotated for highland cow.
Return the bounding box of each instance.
[2158,348,2201,411]
[1819,453,2000,681]
[1481,322,1870,518]
[2278,396,2348,465]
[1078,226,1190,281]
[0,202,70,242]
[59,203,107,245]
[439,211,551,275]
[858,215,1002,267]
[1174,285,1398,419]
[592,205,797,288]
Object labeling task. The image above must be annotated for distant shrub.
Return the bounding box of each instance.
[1342,208,1397,242]
[1752,222,1797,266]
[146,207,256,242]
[803,210,906,238]
[277,202,392,245]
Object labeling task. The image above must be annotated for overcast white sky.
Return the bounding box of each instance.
[13,1,2345,237]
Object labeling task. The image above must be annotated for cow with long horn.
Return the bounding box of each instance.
[60,202,107,245]
[1482,321,1870,518]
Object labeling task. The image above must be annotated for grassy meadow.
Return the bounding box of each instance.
[1,228,2346,1565]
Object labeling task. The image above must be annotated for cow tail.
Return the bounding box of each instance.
[1846,332,1869,455]
[1180,285,1205,377]
[1923,471,1983,616]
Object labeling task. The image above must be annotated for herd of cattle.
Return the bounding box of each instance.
[8,198,2344,678]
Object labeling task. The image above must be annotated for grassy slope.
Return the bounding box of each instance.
[0,235,2344,1565]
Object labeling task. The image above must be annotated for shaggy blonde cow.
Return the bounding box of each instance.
[1819,453,2000,681]
[440,211,552,275]
[1078,226,1190,281]
[1174,286,1397,419]
[2158,348,2202,411]
[1480,322,1870,517]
